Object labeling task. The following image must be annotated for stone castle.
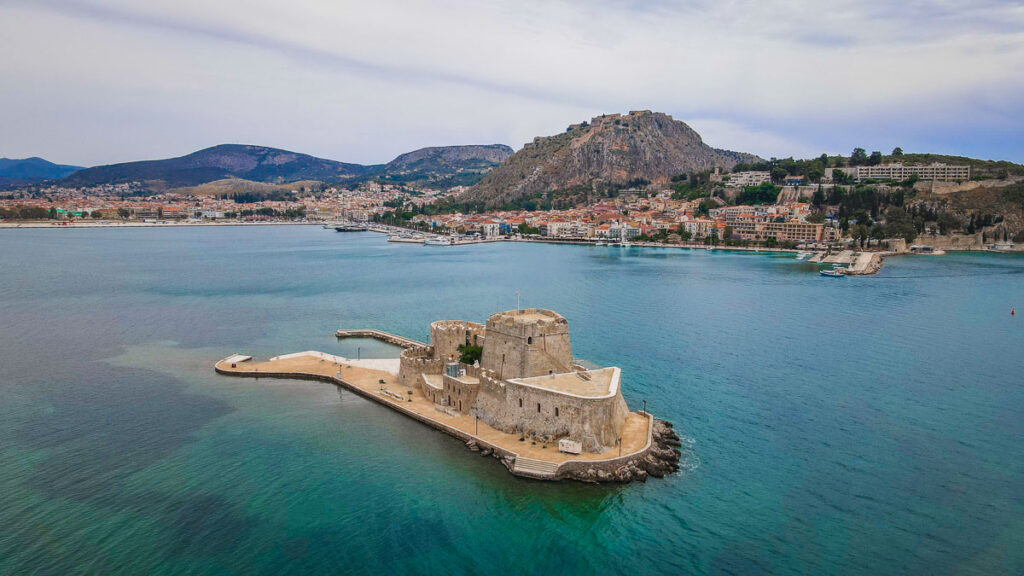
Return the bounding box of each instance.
[398,308,630,453]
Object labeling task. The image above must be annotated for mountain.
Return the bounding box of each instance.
[375,144,513,188]
[461,111,761,208]
[61,144,376,188]
[56,143,514,190]
[0,157,83,184]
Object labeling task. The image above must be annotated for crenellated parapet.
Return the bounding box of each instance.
[430,320,486,362]
[398,345,444,388]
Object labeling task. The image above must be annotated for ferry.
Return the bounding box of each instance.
[424,236,453,246]
[334,224,368,232]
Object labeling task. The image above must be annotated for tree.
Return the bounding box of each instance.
[457,344,482,365]
[868,151,883,166]
[91,210,103,219]
[48,207,57,219]
[770,166,788,184]
[892,147,904,157]
[117,208,130,219]
[850,148,868,166]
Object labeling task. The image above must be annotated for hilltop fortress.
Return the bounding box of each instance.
[399,308,629,453]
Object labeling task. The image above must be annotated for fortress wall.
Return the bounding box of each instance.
[441,373,480,414]
[398,346,444,388]
[468,368,628,453]
[480,309,573,379]
[430,321,485,363]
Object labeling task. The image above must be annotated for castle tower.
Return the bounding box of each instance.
[480,308,572,379]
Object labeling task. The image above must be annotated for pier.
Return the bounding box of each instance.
[334,328,426,349]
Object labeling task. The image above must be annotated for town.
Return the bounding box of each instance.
[2,155,1019,263]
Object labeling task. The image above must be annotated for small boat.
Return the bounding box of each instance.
[620,241,632,247]
[424,236,453,246]
[334,224,368,232]
[820,268,846,277]
[595,241,607,246]
[796,251,811,260]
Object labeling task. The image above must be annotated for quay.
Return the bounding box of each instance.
[217,309,683,482]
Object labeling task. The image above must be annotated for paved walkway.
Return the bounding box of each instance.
[214,351,651,471]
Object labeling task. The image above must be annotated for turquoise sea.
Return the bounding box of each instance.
[0,226,1021,575]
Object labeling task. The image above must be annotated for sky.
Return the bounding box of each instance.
[1,0,1022,167]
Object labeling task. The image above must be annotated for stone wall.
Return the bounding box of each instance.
[441,372,480,414]
[398,346,444,388]
[468,364,628,453]
[430,320,485,363]
[479,309,573,379]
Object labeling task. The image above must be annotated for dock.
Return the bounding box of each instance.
[334,328,426,349]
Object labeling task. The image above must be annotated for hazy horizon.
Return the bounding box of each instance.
[2,0,1022,167]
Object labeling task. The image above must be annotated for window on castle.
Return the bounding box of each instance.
[537,403,541,413]
[555,407,559,417]
[527,336,533,345]
[519,398,523,408]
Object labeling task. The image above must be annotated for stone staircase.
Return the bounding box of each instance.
[512,457,561,479]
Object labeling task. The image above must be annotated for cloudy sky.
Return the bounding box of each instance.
[1,0,1022,167]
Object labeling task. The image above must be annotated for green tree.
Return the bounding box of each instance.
[892,147,904,157]
[868,151,883,166]
[850,148,868,166]
[117,208,130,219]
[457,344,483,365]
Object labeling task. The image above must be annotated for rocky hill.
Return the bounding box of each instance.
[0,157,83,186]
[61,144,376,188]
[377,144,513,188]
[461,111,760,208]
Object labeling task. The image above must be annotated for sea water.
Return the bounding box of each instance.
[0,226,1021,575]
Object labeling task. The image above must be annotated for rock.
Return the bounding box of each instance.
[480,448,493,457]
[466,440,479,452]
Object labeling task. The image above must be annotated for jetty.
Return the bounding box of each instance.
[335,328,425,349]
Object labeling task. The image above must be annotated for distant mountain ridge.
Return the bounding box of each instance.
[462,111,761,208]
[0,157,83,184]
[62,144,374,188]
[376,144,513,187]
[57,143,514,189]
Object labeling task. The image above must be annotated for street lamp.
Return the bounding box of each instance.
[357,346,361,360]
[642,399,646,416]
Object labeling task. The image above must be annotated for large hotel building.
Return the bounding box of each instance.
[836,163,970,182]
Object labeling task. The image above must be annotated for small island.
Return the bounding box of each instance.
[216,308,682,482]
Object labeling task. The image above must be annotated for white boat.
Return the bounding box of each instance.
[620,241,632,247]
[820,268,846,277]
[595,241,607,246]
[424,236,453,246]
[796,251,811,260]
